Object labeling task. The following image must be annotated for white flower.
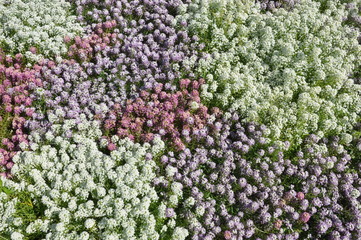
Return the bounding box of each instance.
[0,119,180,238]
[104,233,120,240]
[171,227,188,240]
[351,189,361,199]
[166,166,177,178]
[0,0,83,59]
[326,161,334,169]
[11,232,24,240]
[190,101,199,110]
[171,182,183,196]
[195,206,205,216]
[55,223,65,232]
[184,197,195,207]
[79,232,90,240]
[182,0,361,145]
[13,218,22,227]
[168,219,176,228]
[84,219,96,229]
[169,195,179,206]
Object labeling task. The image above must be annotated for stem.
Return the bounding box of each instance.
[254,226,269,234]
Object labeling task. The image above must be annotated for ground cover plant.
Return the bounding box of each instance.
[0,0,360,239]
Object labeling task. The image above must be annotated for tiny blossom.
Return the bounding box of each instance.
[224,230,232,239]
[300,212,311,223]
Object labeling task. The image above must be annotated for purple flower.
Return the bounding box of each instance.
[165,208,175,218]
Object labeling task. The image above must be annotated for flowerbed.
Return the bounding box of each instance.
[0,0,361,239]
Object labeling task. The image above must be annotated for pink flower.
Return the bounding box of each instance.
[164,101,173,110]
[180,78,191,88]
[140,90,149,98]
[300,212,311,223]
[125,105,134,112]
[47,61,55,68]
[15,53,22,61]
[121,119,131,128]
[107,143,117,151]
[104,119,116,130]
[296,192,305,200]
[174,138,185,151]
[129,122,137,130]
[15,129,23,135]
[278,199,286,207]
[284,191,293,201]
[11,135,18,142]
[13,106,22,115]
[9,151,16,158]
[154,83,163,93]
[224,230,232,240]
[274,219,283,229]
[127,134,135,141]
[23,71,31,79]
[6,142,14,150]
[34,78,42,86]
[17,135,26,143]
[159,91,167,99]
[211,107,221,115]
[103,21,113,29]
[6,162,14,169]
[192,80,199,89]
[25,108,34,117]
[29,46,37,54]
[74,36,82,45]
[117,128,128,137]
[64,35,71,43]
[191,89,199,97]
[14,96,21,104]
[2,95,11,104]
[142,133,154,142]
[5,105,12,112]
[24,97,32,106]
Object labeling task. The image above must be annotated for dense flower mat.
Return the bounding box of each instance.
[0,0,361,239]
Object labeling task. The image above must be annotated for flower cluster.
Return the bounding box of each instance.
[156,111,361,239]
[0,1,361,240]
[0,118,189,240]
[104,79,209,151]
[256,0,300,11]
[67,0,202,90]
[66,21,118,62]
[0,0,83,61]
[27,52,116,128]
[0,50,42,175]
[27,14,202,139]
[344,0,361,84]
[179,0,361,145]
[343,0,361,31]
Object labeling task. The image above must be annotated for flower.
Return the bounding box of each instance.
[300,212,311,223]
[224,230,232,239]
